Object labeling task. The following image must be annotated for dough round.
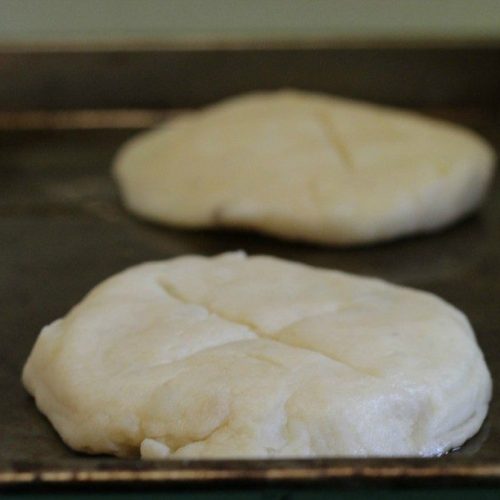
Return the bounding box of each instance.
[113,90,495,245]
[23,252,491,458]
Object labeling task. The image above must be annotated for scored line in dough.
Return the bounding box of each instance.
[157,278,376,378]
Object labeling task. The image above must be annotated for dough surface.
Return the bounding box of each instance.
[113,90,495,245]
[23,252,491,458]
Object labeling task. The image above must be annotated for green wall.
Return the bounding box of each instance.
[0,0,499,43]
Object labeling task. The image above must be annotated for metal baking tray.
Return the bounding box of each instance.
[0,43,499,492]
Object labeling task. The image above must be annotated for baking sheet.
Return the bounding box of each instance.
[0,107,499,490]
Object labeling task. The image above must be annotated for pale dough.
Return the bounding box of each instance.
[113,90,495,245]
[23,252,491,458]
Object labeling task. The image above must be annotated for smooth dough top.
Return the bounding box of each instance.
[23,252,491,459]
[113,90,495,245]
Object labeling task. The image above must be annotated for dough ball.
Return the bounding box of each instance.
[23,252,491,458]
[113,90,495,245]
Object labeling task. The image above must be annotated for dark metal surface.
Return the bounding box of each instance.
[0,45,500,110]
[0,106,498,491]
[0,42,499,490]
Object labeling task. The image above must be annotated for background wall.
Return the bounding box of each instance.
[0,0,499,44]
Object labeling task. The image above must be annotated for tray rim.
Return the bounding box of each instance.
[0,37,500,53]
[3,458,500,488]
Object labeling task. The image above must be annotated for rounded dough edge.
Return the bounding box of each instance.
[22,252,492,458]
[112,90,496,245]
